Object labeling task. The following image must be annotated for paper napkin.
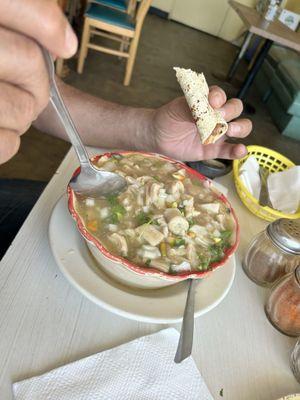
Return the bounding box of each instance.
[239,155,261,200]
[13,328,213,400]
[267,166,300,214]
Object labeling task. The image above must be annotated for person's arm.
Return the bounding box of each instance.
[35,80,252,161]
[34,79,156,153]
[0,0,252,165]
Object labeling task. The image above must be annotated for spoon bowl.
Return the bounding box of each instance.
[70,163,127,198]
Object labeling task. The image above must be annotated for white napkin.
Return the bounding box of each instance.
[267,166,300,214]
[238,156,261,200]
[13,328,213,400]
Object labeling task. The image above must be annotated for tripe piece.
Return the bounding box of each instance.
[174,67,228,145]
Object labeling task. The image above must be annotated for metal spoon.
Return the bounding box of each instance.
[174,279,198,363]
[41,48,127,198]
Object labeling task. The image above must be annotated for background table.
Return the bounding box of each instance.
[0,148,299,400]
[228,0,300,100]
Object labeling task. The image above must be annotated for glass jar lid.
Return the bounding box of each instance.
[267,219,300,255]
[296,265,300,286]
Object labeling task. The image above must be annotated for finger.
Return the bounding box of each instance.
[198,143,248,160]
[171,126,248,161]
[0,27,50,111]
[218,98,243,122]
[0,130,20,164]
[208,86,227,109]
[0,0,77,58]
[226,119,252,139]
[0,82,36,134]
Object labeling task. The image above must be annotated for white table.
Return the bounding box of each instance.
[0,148,299,400]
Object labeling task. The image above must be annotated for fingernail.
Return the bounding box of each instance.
[240,146,248,157]
[211,93,220,101]
[230,123,240,133]
[65,25,78,56]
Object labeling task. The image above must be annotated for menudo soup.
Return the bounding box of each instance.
[74,153,236,275]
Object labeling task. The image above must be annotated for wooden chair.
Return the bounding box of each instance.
[77,0,151,86]
[90,0,131,13]
[56,0,84,77]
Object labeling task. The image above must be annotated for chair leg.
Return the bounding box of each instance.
[119,36,126,60]
[124,36,139,86]
[124,37,130,52]
[77,19,90,74]
[56,58,64,77]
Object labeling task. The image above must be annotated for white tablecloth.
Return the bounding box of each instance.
[0,148,298,400]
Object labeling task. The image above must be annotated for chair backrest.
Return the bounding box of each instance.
[87,0,128,11]
[135,0,151,31]
[126,0,136,14]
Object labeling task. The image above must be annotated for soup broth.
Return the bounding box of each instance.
[74,153,236,275]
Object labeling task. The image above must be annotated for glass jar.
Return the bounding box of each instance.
[291,338,300,383]
[264,2,278,22]
[265,266,300,337]
[256,0,269,14]
[243,219,300,287]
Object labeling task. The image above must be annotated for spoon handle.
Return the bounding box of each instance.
[174,279,197,363]
[41,48,90,166]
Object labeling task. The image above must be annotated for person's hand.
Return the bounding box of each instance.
[0,0,78,164]
[150,86,252,161]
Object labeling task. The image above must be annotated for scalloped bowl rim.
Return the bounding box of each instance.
[67,151,240,282]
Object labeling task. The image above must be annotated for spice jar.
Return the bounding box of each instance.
[265,265,300,337]
[243,219,300,287]
[291,338,300,383]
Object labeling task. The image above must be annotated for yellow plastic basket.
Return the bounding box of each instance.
[233,145,300,222]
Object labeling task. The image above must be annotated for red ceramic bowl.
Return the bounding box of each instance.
[68,151,239,289]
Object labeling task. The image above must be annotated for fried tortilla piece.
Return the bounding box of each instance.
[174,67,228,145]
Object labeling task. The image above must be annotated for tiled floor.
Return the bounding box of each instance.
[1,13,299,182]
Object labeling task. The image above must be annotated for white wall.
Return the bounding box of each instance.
[151,0,175,13]
[150,0,258,42]
[169,0,229,37]
[218,0,257,42]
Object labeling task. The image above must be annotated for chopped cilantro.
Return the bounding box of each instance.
[209,244,225,263]
[197,255,210,270]
[188,218,195,228]
[107,214,118,224]
[136,212,152,226]
[173,238,185,247]
[112,204,126,215]
[207,232,232,265]
[105,194,126,224]
[151,219,159,225]
[220,230,232,240]
[111,154,123,160]
[145,259,151,267]
[106,194,119,206]
[178,205,185,214]
[107,210,125,224]
[219,388,224,397]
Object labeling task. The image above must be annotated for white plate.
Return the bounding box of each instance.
[49,195,236,324]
